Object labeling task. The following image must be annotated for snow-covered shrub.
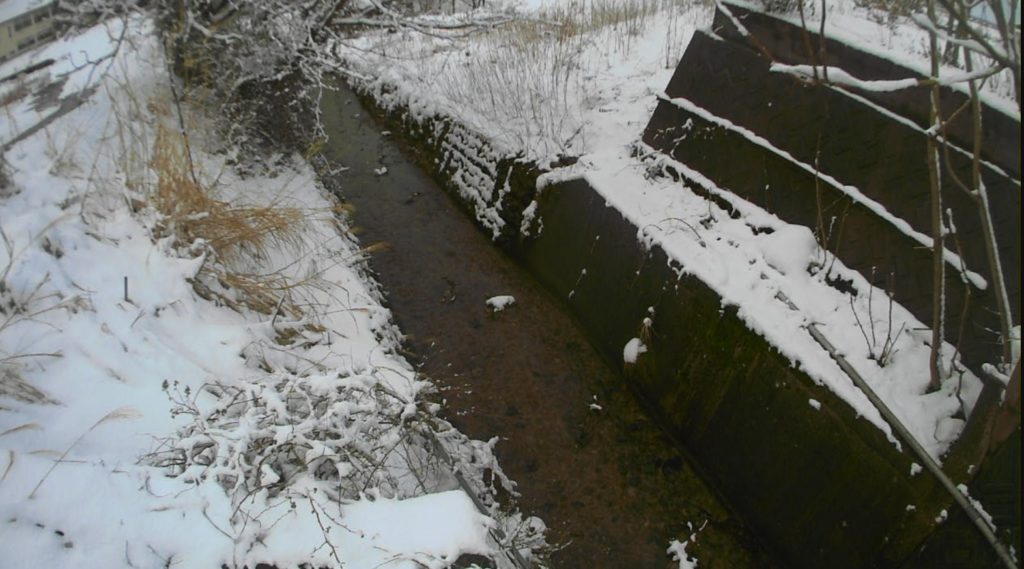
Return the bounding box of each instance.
[150,372,451,503]
[147,370,520,509]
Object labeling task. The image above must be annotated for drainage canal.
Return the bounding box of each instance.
[317,86,779,569]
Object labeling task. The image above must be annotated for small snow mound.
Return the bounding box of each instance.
[757,224,818,278]
[342,490,495,563]
[623,337,648,364]
[935,416,965,444]
[808,399,821,411]
[667,539,699,569]
[910,463,923,476]
[374,166,389,176]
[486,295,516,312]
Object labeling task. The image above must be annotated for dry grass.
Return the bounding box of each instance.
[0,365,56,404]
[145,122,345,320]
[150,124,306,266]
[425,0,710,156]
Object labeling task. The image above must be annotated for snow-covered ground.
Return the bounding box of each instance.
[333,0,1021,467]
[4,2,1013,566]
[2,17,534,569]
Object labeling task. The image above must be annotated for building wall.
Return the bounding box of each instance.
[0,3,57,64]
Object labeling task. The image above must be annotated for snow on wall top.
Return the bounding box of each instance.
[721,0,1021,120]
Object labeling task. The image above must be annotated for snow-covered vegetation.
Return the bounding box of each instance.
[1,15,541,569]
[2,0,1018,565]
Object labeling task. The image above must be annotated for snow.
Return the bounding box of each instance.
[667,539,699,569]
[957,483,998,533]
[770,63,920,92]
[756,224,818,279]
[520,199,541,236]
[486,295,516,312]
[910,462,923,476]
[623,337,648,364]
[325,491,494,569]
[667,520,705,569]
[2,16,127,146]
[1,17,516,569]
[808,398,821,411]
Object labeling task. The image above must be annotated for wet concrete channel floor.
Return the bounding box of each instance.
[318,87,780,569]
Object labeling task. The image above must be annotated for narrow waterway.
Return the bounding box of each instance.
[318,87,778,569]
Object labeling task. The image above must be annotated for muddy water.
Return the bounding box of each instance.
[318,87,778,569]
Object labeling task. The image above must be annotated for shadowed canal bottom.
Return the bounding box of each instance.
[317,87,779,569]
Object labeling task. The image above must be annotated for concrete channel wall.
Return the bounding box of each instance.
[711,3,1021,179]
[643,29,1020,377]
[345,9,1020,564]
[347,83,963,569]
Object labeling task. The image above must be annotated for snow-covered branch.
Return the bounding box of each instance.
[770,61,1006,91]
[911,12,1015,69]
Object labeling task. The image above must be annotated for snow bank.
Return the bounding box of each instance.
[0,17,514,569]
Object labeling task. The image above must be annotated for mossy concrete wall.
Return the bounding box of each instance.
[712,2,1021,179]
[521,177,950,569]
[345,81,962,569]
[349,83,547,250]
[643,28,1020,380]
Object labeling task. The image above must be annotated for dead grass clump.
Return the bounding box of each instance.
[0,365,56,405]
[191,267,307,318]
[150,124,306,266]
[147,123,327,318]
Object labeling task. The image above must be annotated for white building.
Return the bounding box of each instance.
[0,0,58,64]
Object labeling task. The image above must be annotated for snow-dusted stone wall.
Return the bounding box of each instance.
[349,80,548,248]
[643,29,1020,379]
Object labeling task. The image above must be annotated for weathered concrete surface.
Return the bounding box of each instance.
[345,80,963,568]
[641,10,1020,567]
[713,2,1021,179]
[519,177,950,569]
[904,428,1021,568]
[643,29,1019,382]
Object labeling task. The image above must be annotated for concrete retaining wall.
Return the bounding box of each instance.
[345,79,964,569]
[643,27,1020,380]
[712,2,1021,179]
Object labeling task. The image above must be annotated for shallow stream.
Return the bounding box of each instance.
[318,87,779,569]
